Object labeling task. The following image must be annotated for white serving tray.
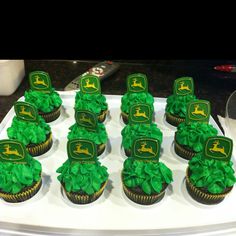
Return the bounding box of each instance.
[0,91,236,236]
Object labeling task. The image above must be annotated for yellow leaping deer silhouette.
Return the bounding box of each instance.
[33,75,48,87]
[3,145,23,158]
[19,106,34,118]
[137,142,155,155]
[84,79,97,89]
[191,105,207,117]
[131,78,145,89]
[134,107,148,119]
[80,114,94,126]
[73,143,92,156]
[209,140,227,156]
[178,81,191,91]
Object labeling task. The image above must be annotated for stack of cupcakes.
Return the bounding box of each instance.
[121,73,154,125]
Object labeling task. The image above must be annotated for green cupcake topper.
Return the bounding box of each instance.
[80,75,101,94]
[186,100,210,124]
[131,137,160,161]
[29,71,52,93]
[75,110,97,131]
[14,101,38,123]
[173,77,194,96]
[127,73,148,93]
[0,139,27,164]
[203,136,233,162]
[129,103,152,125]
[67,139,97,163]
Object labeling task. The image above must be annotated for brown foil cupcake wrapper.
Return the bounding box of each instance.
[124,148,131,157]
[63,181,107,204]
[121,112,129,125]
[27,132,53,157]
[165,112,185,127]
[174,139,196,160]
[186,168,233,205]
[0,179,42,203]
[39,105,61,123]
[98,110,108,123]
[97,143,106,156]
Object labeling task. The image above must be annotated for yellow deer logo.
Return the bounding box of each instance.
[191,105,207,117]
[19,106,34,118]
[80,114,94,126]
[84,79,97,89]
[209,140,227,156]
[73,143,92,156]
[3,145,23,158]
[134,107,148,119]
[33,75,48,87]
[137,142,156,155]
[131,78,145,89]
[178,81,191,91]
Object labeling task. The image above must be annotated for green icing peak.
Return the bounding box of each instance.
[122,158,173,195]
[7,116,51,146]
[24,88,62,113]
[56,159,108,195]
[189,153,236,194]
[175,122,218,153]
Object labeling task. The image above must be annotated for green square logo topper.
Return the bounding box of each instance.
[203,136,233,162]
[173,77,194,96]
[67,139,97,163]
[131,137,160,161]
[14,101,38,123]
[0,139,27,164]
[186,100,210,124]
[129,103,152,125]
[127,73,148,93]
[75,110,97,131]
[29,71,52,93]
[79,75,101,94]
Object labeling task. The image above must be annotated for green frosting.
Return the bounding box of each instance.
[0,154,42,194]
[75,92,108,115]
[122,158,173,195]
[7,116,51,146]
[175,122,218,153]
[67,123,108,145]
[121,92,154,114]
[56,159,108,195]
[24,88,62,113]
[165,94,196,118]
[189,154,236,194]
[121,123,163,150]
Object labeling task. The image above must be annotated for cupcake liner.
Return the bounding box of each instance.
[39,105,61,123]
[27,132,53,157]
[186,168,233,205]
[98,110,108,123]
[63,181,107,204]
[121,112,129,125]
[165,112,185,127]
[124,148,131,157]
[0,179,42,203]
[174,138,196,160]
[97,143,106,156]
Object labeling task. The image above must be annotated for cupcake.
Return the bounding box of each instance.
[0,139,42,203]
[174,100,218,160]
[121,73,154,125]
[7,102,53,157]
[121,103,162,157]
[57,139,109,204]
[186,136,236,204]
[75,75,108,123]
[24,71,62,123]
[165,77,197,127]
[68,110,108,156]
[122,137,173,205]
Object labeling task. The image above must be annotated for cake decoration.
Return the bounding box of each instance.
[129,103,152,125]
[29,71,52,93]
[173,77,194,96]
[80,75,101,95]
[127,73,148,93]
[75,110,97,131]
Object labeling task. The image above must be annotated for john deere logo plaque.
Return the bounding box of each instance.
[127,73,148,93]
[203,136,233,161]
[14,101,38,122]
[131,137,160,161]
[80,75,101,94]
[129,104,152,125]
[75,110,97,131]
[174,77,194,96]
[29,71,52,93]
[67,139,96,163]
[186,100,210,124]
[0,139,27,163]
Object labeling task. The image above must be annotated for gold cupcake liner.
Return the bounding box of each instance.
[27,132,53,157]
[98,110,108,123]
[39,105,61,123]
[165,112,185,127]
[0,179,42,203]
[121,112,129,125]
[64,181,107,204]
[97,143,106,156]
[186,168,233,205]
[174,139,196,160]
